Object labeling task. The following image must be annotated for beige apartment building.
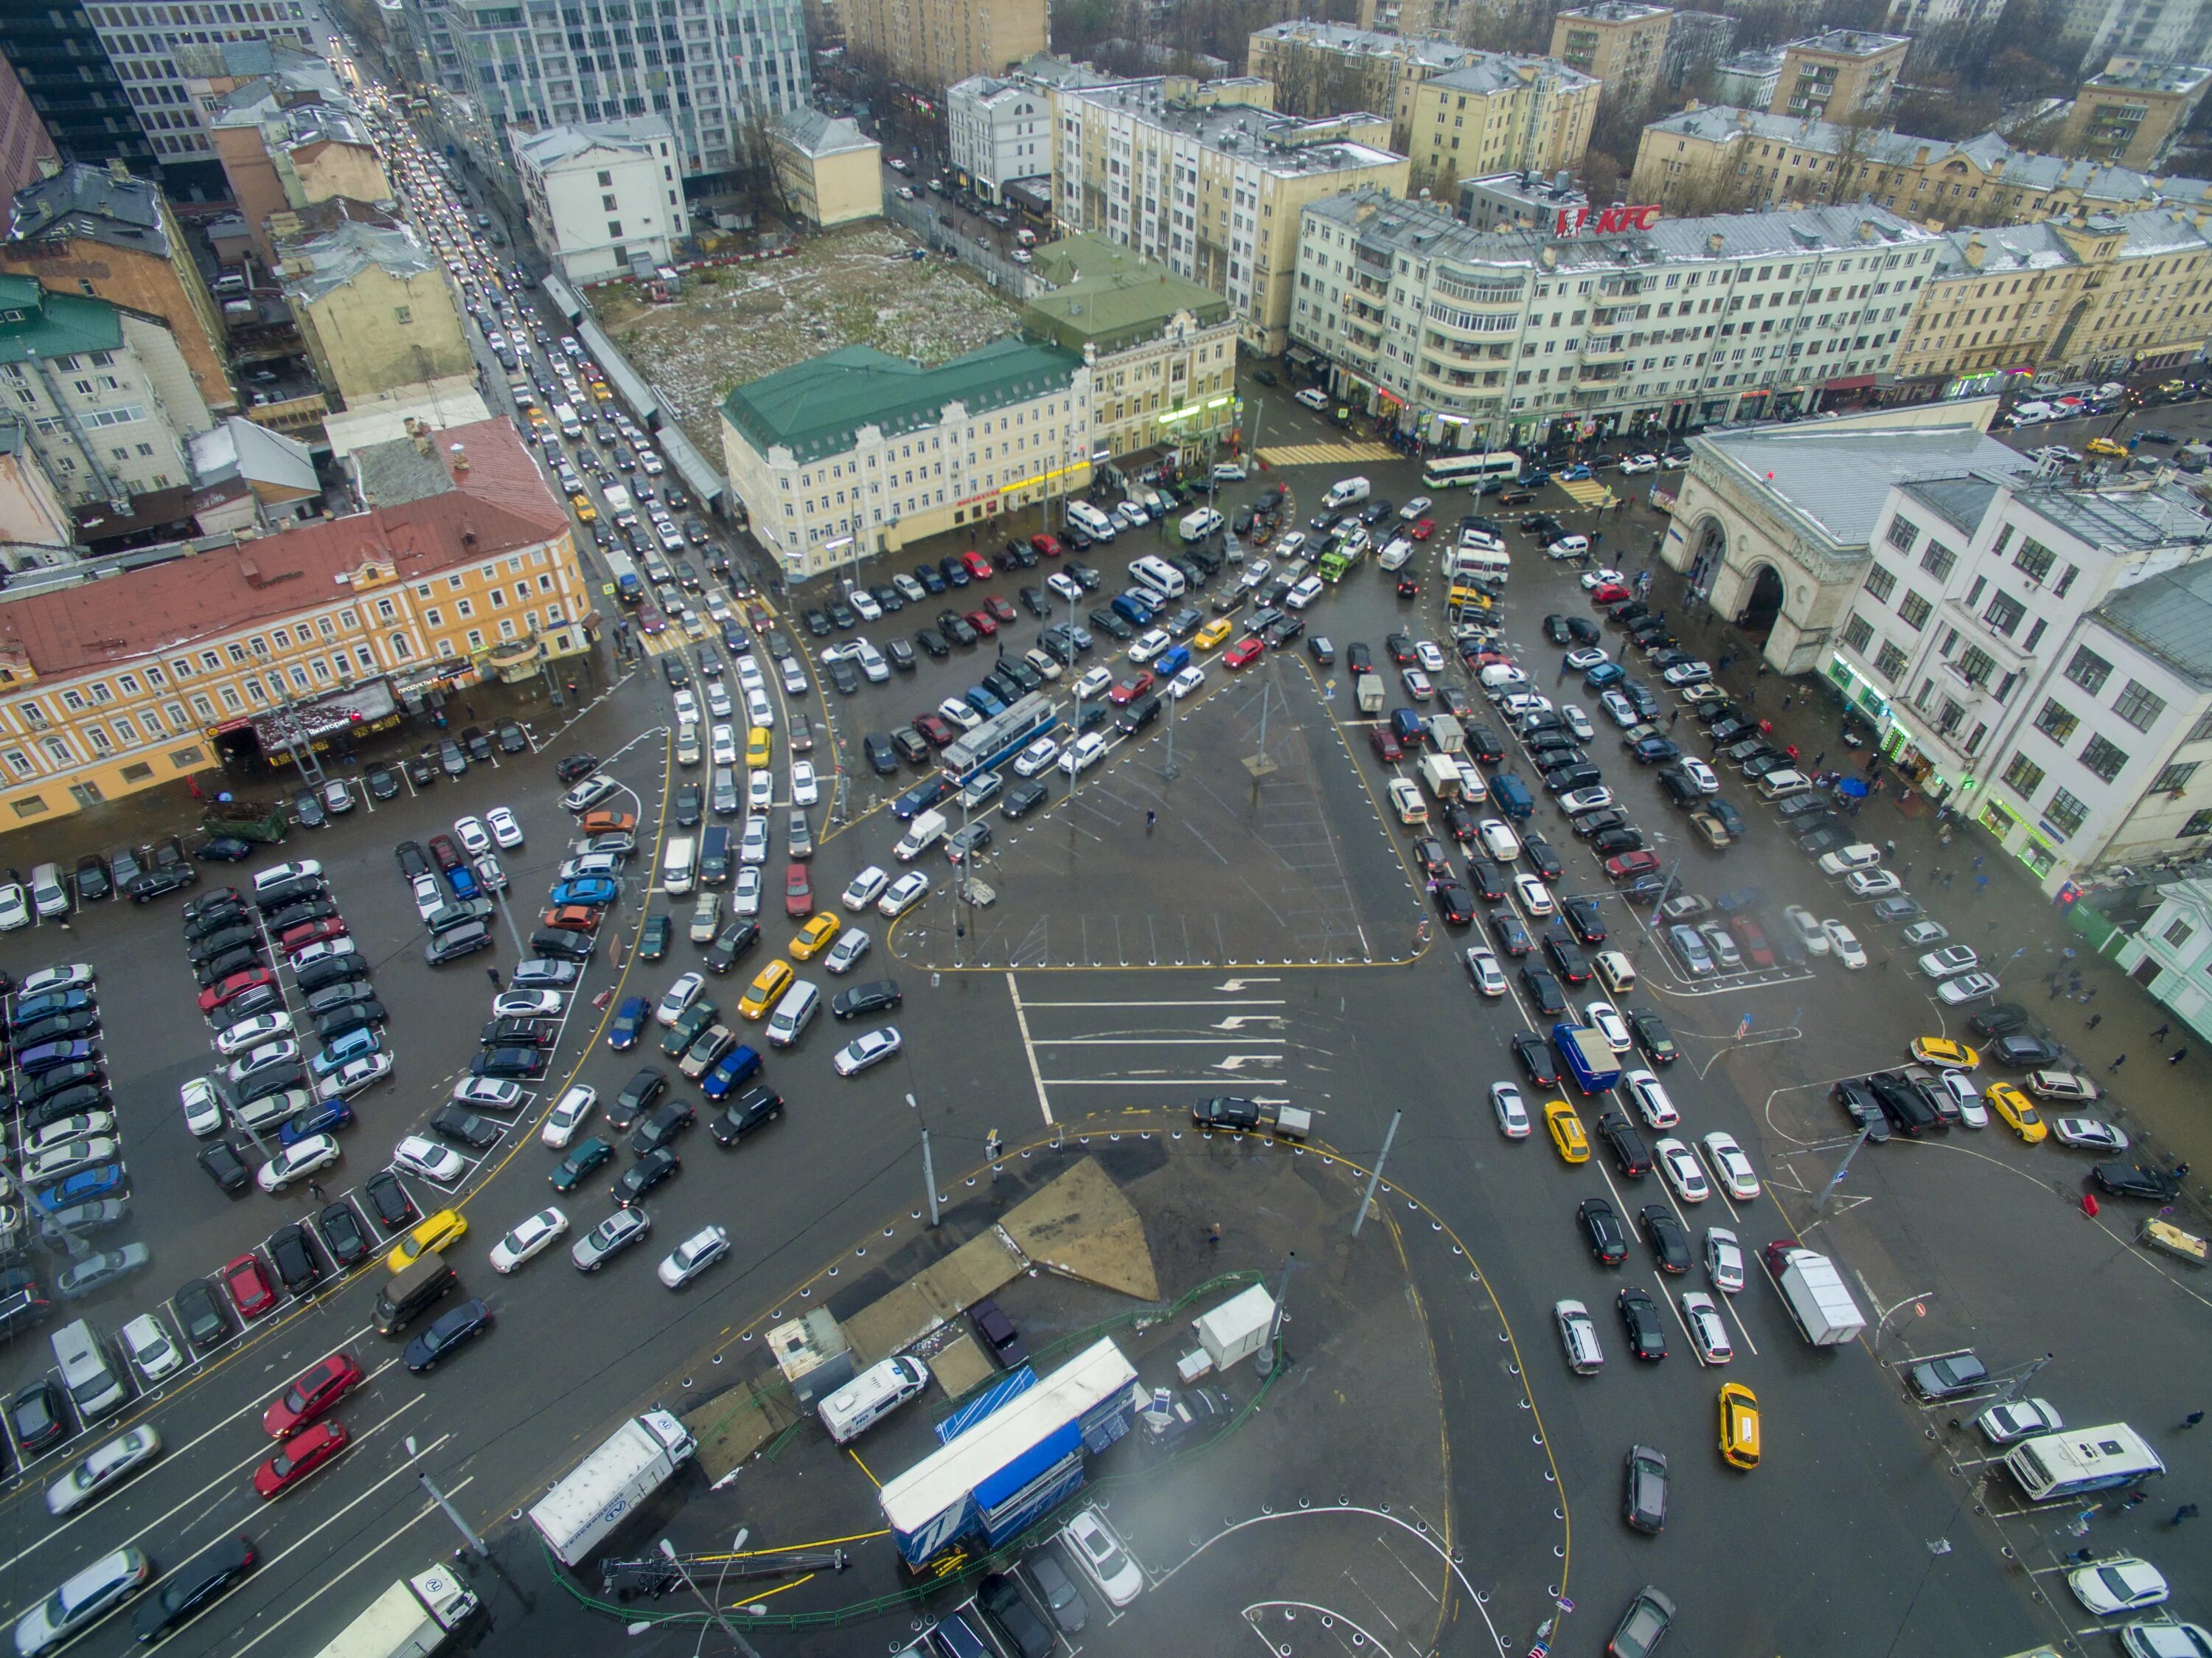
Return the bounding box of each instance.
[1245,22,1488,150]
[1053,77,1409,355]
[1551,1,1674,111]
[843,0,1048,97]
[771,111,883,228]
[1402,57,1600,198]
[1773,30,1910,120]
[2058,58,2212,170]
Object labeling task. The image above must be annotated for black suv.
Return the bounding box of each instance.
[711,1086,785,1145]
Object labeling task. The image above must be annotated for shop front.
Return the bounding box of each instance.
[214,676,406,771]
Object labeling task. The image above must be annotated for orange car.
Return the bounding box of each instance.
[538,904,601,933]
[580,809,637,835]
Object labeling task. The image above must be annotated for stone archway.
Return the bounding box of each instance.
[1736,562,1786,642]
[1686,516,1725,600]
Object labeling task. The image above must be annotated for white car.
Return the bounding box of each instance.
[257,1133,340,1193]
[790,760,819,806]
[832,1027,903,1076]
[936,698,983,733]
[2051,1117,2128,1151]
[1618,454,1660,475]
[1490,1080,1530,1137]
[315,1052,393,1101]
[1049,572,1084,603]
[1284,576,1324,611]
[451,1077,525,1111]
[1500,873,1549,918]
[824,929,872,975]
[1937,971,2002,1005]
[1402,667,1433,700]
[1846,868,1902,898]
[116,1317,183,1382]
[1579,567,1627,592]
[453,816,492,857]
[1063,1508,1144,1608]
[1660,660,1713,687]
[849,589,882,621]
[27,1112,115,1156]
[1680,1291,1733,1364]
[1600,690,1640,728]
[747,769,775,812]
[18,965,92,998]
[1705,1227,1745,1294]
[711,724,739,767]
[227,1039,299,1086]
[658,1224,731,1288]
[1623,1069,1677,1128]
[1388,777,1427,824]
[1072,667,1113,701]
[672,688,699,722]
[878,872,931,918]
[490,1207,570,1273]
[1586,1000,1632,1054]
[475,855,508,892]
[44,1429,163,1518]
[180,1078,226,1137]
[1411,640,1445,676]
[493,990,563,1020]
[251,860,322,894]
[412,873,446,921]
[1823,919,1867,968]
[1678,757,1719,793]
[1700,1131,1760,1201]
[1818,843,1884,876]
[1559,786,1615,814]
[540,1084,597,1148]
[1464,946,1506,997]
[394,1135,467,1184]
[724,864,759,918]
[215,1012,293,1057]
[1562,705,1595,743]
[740,817,771,864]
[1654,1137,1710,1202]
[1294,386,1330,412]
[1546,535,1590,560]
[706,681,734,718]
[1976,1398,2062,1445]
[1478,819,1521,861]
[486,807,524,849]
[288,938,356,971]
[0,883,32,930]
[2069,1558,2168,1616]
[1013,737,1061,777]
[1783,905,1829,957]
[842,867,888,911]
[1129,628,1172,663]
[1060,732,1108,776]
[657,971,705,1025]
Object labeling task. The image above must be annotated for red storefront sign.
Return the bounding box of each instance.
[1554,204,1663,237]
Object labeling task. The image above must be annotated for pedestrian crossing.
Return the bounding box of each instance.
[1556,476,1617,509]
[1256,441,1401,468]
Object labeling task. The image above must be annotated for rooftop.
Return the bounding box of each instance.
[2014,475,2212,554]
[0,276,123,367]
[2082,59,2212,94]
[1248,19,1485,69]
[1006,52,1119,91]
[1694,427,2031,549]
[721,337,1083,463]
[279,220,437,304]
[187,417,318,499]
[6,162,170,260]
[1023,234,1231,353]
[515,115,675,171]
[1781,28,1910,57]
[1425,56,1599,97]
[0,420,568,681]
[1557,2,1673,22]
[774,108,876,160]
[1064,80,1402,176]
[2098,556,2212,687]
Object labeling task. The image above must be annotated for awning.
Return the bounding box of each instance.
[1823,374,1877,392]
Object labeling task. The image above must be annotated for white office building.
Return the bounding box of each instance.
[513,117,684,283]
[947,74,1052,205]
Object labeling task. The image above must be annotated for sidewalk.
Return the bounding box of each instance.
[1641,553,2211,1214]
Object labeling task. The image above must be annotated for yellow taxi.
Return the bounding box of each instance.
[2086,437,2130,459]
[737,958,793,1020]
[1983,1081,2047,1144]
[389,1209,467,1273]
[1194,617,1236,651]
[1719,1381,1761,1469]
[1543,1099,1589,1164]
[570,492,597,521]
[745,726,773,769]
[789,913,841,961]
[1908,1036,1979,1071]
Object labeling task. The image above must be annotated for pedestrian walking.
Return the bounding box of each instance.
[486,965,501,989]
[2171,1048,2189,1065]
[2183,1411,2205,1429]
[2087,1013,2103,1030]
[1781,695,1792,710]
[1812,750,1826,768]
[1206,1222,1222,1246]
[1884,839,1897,857]
[2169,1504,2199,1526]
[2050,982,2066,1001]
[2152,1021,2171,1040]
[1901,863,1912,881]
[2109,1053,2129,1072]
[1146,810,1156,833]
[307,1179,327,1202]
[1669,710,1680,728]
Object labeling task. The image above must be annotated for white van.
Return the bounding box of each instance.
[1757,769,1814,800]
[1065,501,1116,541]
[1449,547,1511,585]
[661,834,698,895]
[894,809,947,862]
[1179,507,1223,544]
[1323,476,1371,511]
[765,979,819,1047]
[819,1356,930,1443]
[53,1319,129,1421]
[29,861,69,918]
[553,402,582,438]
[1129,555,1186,600]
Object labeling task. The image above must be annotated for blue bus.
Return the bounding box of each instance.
[942,693,1057,783]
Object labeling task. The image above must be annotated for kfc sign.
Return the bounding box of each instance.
[1555,204,1663,236]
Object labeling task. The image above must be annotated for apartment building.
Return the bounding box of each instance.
[277,218,472,406]
[770,110,881,228]
[1631,104,2212,227]
[1773,30,1910,121]
[513,117,684,285]
[1893,209,2212,388]
[1711,48,1784,109]
[842,0,1048,98]
[0,417,582,822]
[1402,57,1601,198]
[2058,58,2212,170]
[0,52,55,207]
[1551,2,1674,111]
[0,4,158,184]
[949,75,1051,204]
[203,60,389,263]
[1023,234,1239,457]
[1054,77,1409,355]
[1288,188,1940,447]
[1245,23,1487,152]
[721,337,1093,579]
[1830,468,2212,891]
[2114,878,2212,1039]
[2062,0,2212,76]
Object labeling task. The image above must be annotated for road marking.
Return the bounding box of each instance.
[1028,1036,1284,1047]
[1004,972,1054,1125]
[1040,1076,1283,1087]
[1021,999,1287,1009]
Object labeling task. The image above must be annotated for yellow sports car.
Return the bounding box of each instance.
[1908,1036,1980,1070]
[1983,1081,2047,1144]
[1544,1099,1590,1165]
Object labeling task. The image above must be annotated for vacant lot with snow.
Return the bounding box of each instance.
[599,223,1022,454]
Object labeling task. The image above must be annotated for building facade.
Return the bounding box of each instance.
[0,3,157,185]
[1460,169,1588,231]
[1550,2,1674,111]
[0,417,582,823]
[2058,58,2212,170]
[2062,0,2212,76]
[1053,77,1409,355]
[770,109,881,228]
[1023,234,1238,457]
[721,338,1091,579]
[202,56,389,263]
[1245,23,1486,153]
[1289,190,1941,448]
[2113,879,2212,1041]
[0,52,56,207]
[948,75,1051,204]
[1402,57,1600,198]
[1773,30,1910,121]
[513,117,684,284]
[278,219,472,406]
[842,0,1048,100]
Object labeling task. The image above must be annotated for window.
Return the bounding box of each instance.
[1841,612,1875,652]
[1958,645,1997,687]
[2183,808,2212,837]
[2080,733,2129,782]
[10,796,46,819]
[1863,566,1896,603]
[1983,592,2025,637]
[2034,699,2078,742]
[2164,917,2197,947]
[2153,760,2199,794]
[2065,645,2112,694]
[1919,542,1957,580]
[2045,788,2090,838]
[1884,515,1918,554]
[1874,640,1908,681]
[394,305,413,325]
[1899,592,1932,631]
[2014,536,2056,583]
[2002,751,2045,795]
[2113,679,2168,732]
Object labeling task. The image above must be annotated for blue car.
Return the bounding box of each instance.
[32,1164,125,1213]
[608,996,652,1051]
[17,1038,99,1075]
[700,1042,764,1100]
[9,990,94,1030]
[448,864,479,901]
[549,876,620,909]
[1562,462,1594,481]
[1584,662,1627,690]
[280,1100,356,1145]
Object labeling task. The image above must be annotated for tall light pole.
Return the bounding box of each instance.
[652,1537,764,1657]
[405,1435,487,1558]
[906,1092,939,1227]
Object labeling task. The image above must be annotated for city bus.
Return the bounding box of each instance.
[2002,1423,2163,1502]
[942,693,1057,783]
[1422,452,1523,492]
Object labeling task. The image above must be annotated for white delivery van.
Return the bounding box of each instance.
[895,809,948,861]
[661,835,698,895]
[553,403,582,437]
[819,1356,931,1443]
[1180,507,1223,544]
[765,979,820,1047]
[1066,501,1116,541]
[1129,555,1186,600]
[1323,476,1371,510]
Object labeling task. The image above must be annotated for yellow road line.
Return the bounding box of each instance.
[733,1573,816,1609]
[846,1447,880,1487]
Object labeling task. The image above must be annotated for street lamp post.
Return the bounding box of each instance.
[404,1435,487,1558]
[640,1538,764,1657]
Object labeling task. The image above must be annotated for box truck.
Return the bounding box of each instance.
[313,1564,477,1658]
[1764,1243,1867,1347]
[1554,1023,1621,1095]
[529,1411,698,1567]
[1355,673,1385,715]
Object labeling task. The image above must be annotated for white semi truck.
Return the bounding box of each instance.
[313,1564,477,1658]
[529,1410,698,1567]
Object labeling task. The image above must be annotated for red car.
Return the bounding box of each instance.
[1590,582,1630,605]
[262,1350,366,1437]
[1604,850,1663,880]
[281,917,349,954]
[198,967,275,1013]
[1223,637,1265,670]
[539,903,601,932]
[964,608,998,637]
[1029,533,1063,558]
[639,606,667,634]
[253,1420,349,1499]
[784,861,813,918]
[1108,671,1155,706]
[1410,518,1436,541]
[223,1252,277,1320]
[1370,726,1404,763]
[426,835,465,873]
[913,713,956,747]
[985,594,1017,624]
[960,549,994,582]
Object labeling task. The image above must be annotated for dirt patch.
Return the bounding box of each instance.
[601,221,1023,456]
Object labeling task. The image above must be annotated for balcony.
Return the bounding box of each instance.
[1580,336,1632,364]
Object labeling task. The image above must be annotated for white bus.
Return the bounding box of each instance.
[2003,1423,2163,1501]
[1422,451,1522,491]
[1128,555,1186,601]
